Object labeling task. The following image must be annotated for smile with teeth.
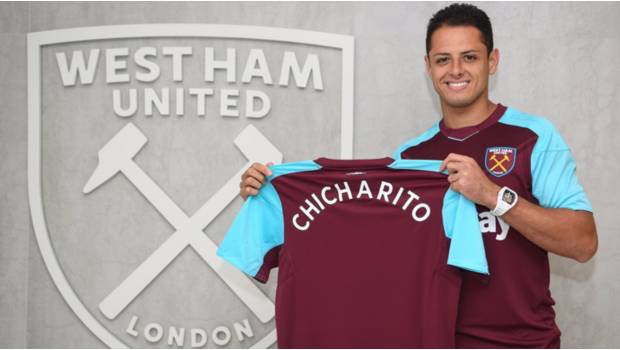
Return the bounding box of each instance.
[446,81,470,91]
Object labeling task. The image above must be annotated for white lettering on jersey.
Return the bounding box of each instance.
[411,203,431,222]
[321,186,337,205]
[356,180,373,199]
[377,181,393,202]
[334,181,353,201]
[401,190,420,211]
[392,187,404,205]
[292,213,310,231]
[300,198,320,221]
[478,211,510,241]
[291,180,431,231]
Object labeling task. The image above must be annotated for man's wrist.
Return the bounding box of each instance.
[491,186,519,216]
[484,184,501,209]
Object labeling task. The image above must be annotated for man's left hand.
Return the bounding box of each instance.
[440,153,501,209]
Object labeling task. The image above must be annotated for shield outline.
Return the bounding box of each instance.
[27,24,354,348]
[485,146,517,178]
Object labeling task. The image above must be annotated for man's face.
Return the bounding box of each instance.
[425,25,499,109]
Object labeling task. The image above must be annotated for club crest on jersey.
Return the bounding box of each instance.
[485,147,517,177]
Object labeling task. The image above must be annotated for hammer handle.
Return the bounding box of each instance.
[99,161,275,322]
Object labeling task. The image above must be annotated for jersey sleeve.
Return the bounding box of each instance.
[216,180,284,283]
[388,158,488,274]
[530,122,592,211]
[500,109,593,211]
[442,189,489,275]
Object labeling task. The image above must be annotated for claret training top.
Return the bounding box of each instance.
[217,157,488,348]
[393,104,593,348]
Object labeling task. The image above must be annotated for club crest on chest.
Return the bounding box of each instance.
[485,147,517,177]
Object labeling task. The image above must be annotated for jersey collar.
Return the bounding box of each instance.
[439,103,507,141]
[314,157,394,170]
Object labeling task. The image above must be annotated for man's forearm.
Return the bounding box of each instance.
[441,153,598,263]
[500,198,598,262]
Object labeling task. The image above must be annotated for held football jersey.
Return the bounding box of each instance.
[393,104,593,348]
[217,157,488,348]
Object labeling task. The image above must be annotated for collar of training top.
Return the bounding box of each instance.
[439,103,507,141]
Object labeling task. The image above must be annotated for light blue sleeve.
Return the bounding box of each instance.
[442,189,489,275]
[390,159,488,274]
[531,139,593,211]
[216,181,284,278]
[388,158,443,172]
[500,108,592,211]
[269,160,322,180]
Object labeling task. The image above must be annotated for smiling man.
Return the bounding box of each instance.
[239,3,598,348]
[391,4,598,348]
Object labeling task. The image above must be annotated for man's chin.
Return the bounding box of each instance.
[442,97,476,109]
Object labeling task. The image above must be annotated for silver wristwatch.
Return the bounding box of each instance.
[491,186,518,216]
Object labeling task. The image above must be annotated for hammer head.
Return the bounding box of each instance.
[234,124,283,165]
[83,123,147,194]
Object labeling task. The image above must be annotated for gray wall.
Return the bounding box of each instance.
[1,1,619,348]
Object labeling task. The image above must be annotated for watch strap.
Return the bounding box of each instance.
[491,186,518,216]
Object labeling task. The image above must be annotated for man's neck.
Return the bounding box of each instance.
[441,98,497,129]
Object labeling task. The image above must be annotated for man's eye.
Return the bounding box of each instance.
[464,55,477,62]
[436,57,448,64]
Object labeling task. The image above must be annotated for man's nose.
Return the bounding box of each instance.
[449,58,464,77]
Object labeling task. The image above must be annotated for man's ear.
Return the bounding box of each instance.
[424,55,431,75]
[489,48,500,75]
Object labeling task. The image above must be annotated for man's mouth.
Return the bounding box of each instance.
[446,81,470,91]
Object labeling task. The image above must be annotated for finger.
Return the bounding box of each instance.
[441,153,460,171]
[447,173,459,183]
[445,153,470,162]
[254,162,273,176]
[439,156,450,172]
[243,177,264,191]
[441,153,456,170]
[241,162,267,181]
[247,167,266,184]
[444,160,465,174]
[241,165,253,181]
[441,153,472,170]
[266,162,274,167]
[241,186,259,198]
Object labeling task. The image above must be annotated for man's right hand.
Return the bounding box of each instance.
[239,162,274,200]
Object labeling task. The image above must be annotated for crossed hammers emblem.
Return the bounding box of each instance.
[83,122,282,323]
[488,153,510,173]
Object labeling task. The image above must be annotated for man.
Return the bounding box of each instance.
[238,3,597,348]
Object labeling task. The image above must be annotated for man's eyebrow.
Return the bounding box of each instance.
[432,50,481,57]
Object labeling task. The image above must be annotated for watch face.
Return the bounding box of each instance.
[503,190,516,204]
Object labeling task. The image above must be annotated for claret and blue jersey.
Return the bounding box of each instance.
[393,104,593,348]
[218,157,487,348]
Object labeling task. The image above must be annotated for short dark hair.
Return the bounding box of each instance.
[426,3,494,55]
